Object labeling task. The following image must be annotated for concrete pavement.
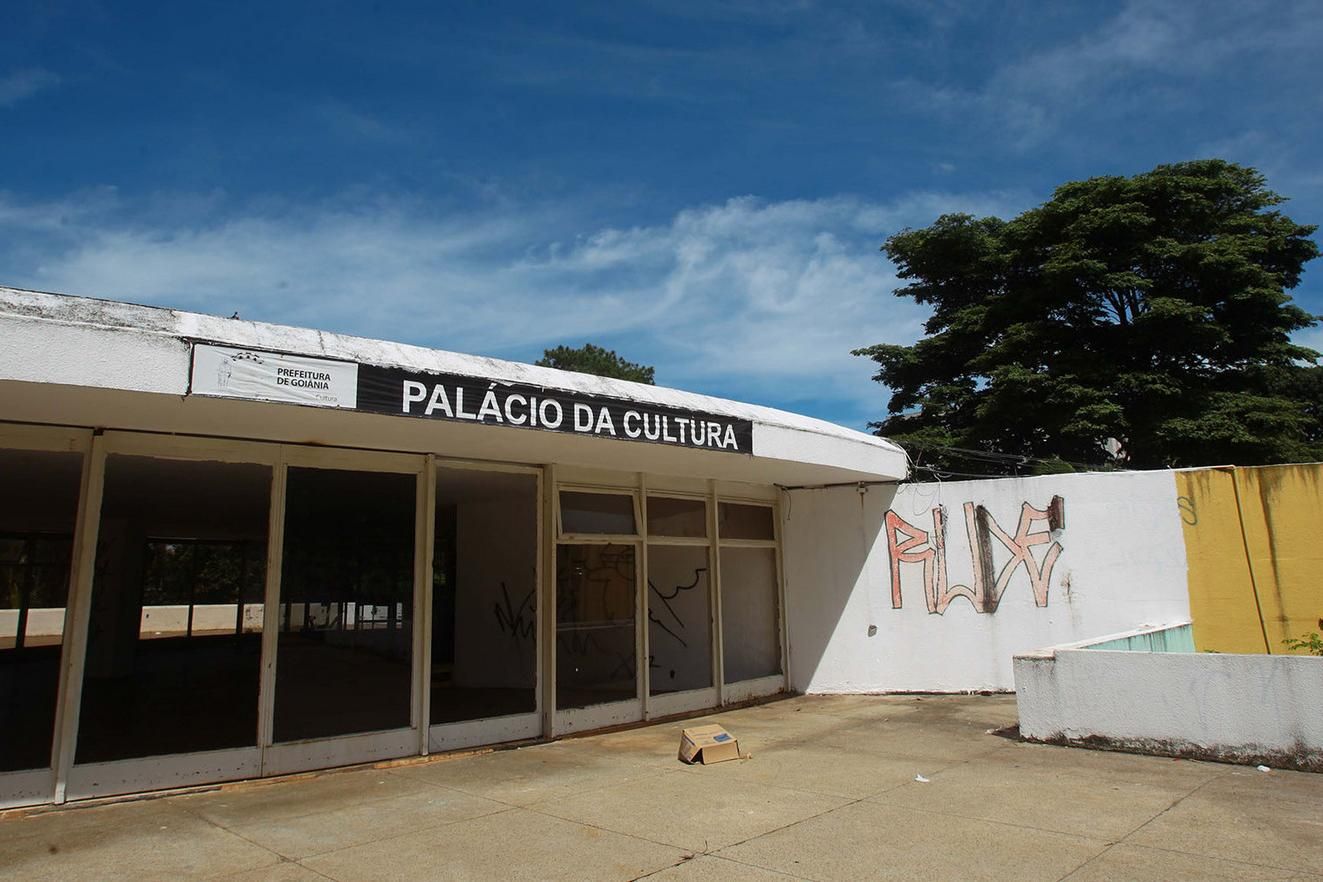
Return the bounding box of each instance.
[2,694,1320,881]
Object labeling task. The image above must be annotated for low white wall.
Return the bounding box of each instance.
[141,603,264,634]
[0,607,66,638]
[782,470,1191,693]
[1014,646,1323,770]
[3,604,265,639]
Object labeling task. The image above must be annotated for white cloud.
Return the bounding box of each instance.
[0,187,1028,427]
[0,68,60,107]
[899,0,1323,150]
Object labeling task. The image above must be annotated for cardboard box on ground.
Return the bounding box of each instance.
[678,724,741,764]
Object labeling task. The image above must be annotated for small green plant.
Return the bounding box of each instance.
[1282,620,1323,656]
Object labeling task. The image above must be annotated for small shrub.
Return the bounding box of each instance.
[1282,630,1323,657]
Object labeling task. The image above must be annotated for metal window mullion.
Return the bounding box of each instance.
[432,456,541,476]
[644,535,710,547]
[713,491,778,506]
[534,465,546,731]
[415,454,436,751]
[638,474,649,716]
[100,430,281,465]
[557,482,638,495]
[51,433,107,804]
[279,445,423,476]
[541,465,558,736]
[773,495,789,689]
[716,538,778,549]
[708,479,725,705]
[558,533,641,544]
[645,490,708,503]
[257,452,287,763]
[414,457,435,752]
[0,423,90,452]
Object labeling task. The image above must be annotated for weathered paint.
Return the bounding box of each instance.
[1014,639,1323,771]
[1177,464,1323,655]
[1079,623,1194,653]
[1175,468,1266,653]
[0,285,907,486]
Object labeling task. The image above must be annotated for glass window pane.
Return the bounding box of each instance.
[140,541,264,638]
[647,544,711,694]
[720,547,782,682]
[718,502,775,541]
[560,491,636,535]
[432,467,537,725]
[77,456,269,764]
[556,544,636,709]
[1,449,81,773]
[275,467,416,742]
[646,497,707,538]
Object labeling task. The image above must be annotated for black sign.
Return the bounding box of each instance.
[357,365,754,455]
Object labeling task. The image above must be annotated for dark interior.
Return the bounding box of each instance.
[556,543,638,709]
[0,450,81,772]
[273,466,415,743]
[75,455,270,765]
[430,467,537,725]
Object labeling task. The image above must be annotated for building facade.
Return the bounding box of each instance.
[0,286,907,808]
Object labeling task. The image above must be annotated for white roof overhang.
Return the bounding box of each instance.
[0,287,908,487]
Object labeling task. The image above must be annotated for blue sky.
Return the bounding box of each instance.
[2,0,1321,429]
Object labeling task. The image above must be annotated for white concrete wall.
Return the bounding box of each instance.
[782,470,1191,693]
[1014,647,1323,768]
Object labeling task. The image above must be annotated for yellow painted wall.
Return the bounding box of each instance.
[1177,464,1323,655]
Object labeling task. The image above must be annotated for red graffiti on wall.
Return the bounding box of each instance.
[885,496,1064,614]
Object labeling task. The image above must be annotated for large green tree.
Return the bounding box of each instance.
[536,343,656,384]
[854,160,1321,474]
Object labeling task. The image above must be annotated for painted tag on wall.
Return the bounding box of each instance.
[357,364,754,454]
[190,344,359,409]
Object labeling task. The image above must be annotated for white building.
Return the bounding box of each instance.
[0,286,908,807]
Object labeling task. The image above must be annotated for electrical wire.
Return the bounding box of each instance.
[911,464,1016,479]
[899,440,1102,473]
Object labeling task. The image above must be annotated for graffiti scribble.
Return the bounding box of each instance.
[646,566,707,649]
[493,581,536,641]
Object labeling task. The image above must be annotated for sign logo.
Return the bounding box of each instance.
[190,344,359,409]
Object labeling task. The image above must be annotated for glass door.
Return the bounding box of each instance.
[29,433,441,801]
[427,462,542,753]
[717,500,787,703]
[0,426,90,809]
[261,447,426,776]
[553,488,643,734]
[644,494,718,718]
[64,435,277,801]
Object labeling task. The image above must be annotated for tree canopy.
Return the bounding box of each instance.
[536,343,656,384]
[853,160,1321,475]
